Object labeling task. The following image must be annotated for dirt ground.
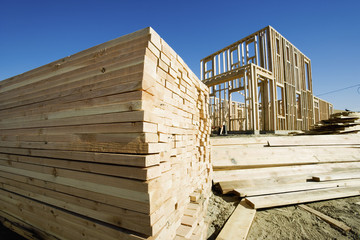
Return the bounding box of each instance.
[207,191,360,240]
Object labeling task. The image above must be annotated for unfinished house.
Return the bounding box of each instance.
[201,26,333,133]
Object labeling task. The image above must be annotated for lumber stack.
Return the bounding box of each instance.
[211,134,360,209]
[305,111,360,135]
[0,27,212,240]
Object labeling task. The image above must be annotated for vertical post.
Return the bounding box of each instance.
[270,79,277,130]
[200,60,203,81]
[227,49,231,71]
[237,45,241,66]
[263,31,269,70]
[241,43,245,66]
[254,35,259,66]
[250,64,258,131]
[222,52,226,73]
[218,54,221,74]
[228,81,232,131]
[263,79,269,131]
[213,56,216,76]
[244,74,248,131]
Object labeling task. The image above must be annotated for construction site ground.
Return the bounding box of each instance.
[206,191,360,240]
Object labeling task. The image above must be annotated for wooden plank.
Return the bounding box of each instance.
[212,146,360,170]
[0,170,150,214]
[234,179,360,197]
[0,147,160,167]
[245,186,360,209]
[0,139,165,154]
[219,175,311,194]
[267,135,360,147]
[0,27,150,88]
[0,191,146,240]
[298,204,351,232]
[0,121,158,135]
[0,164,150,202]
[0,34,150,97]
[312,171,360,182]
[0,179,153,235]
[216,200,256,240]
[210,136,271,146]
[1,132,159,144]
[0,89,145,119]
[0,154,161,180]
[0,91,147,127]
[0,211,59,240]
[213,162,360,183]
[0,62,145,115]
[0,54,146,110]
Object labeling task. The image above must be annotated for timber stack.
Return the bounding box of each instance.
[305,111,360,135]
[0,27,212,240]
[211,135,360,208]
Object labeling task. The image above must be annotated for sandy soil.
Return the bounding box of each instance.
[207,192,360,240]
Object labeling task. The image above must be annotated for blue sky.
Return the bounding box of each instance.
[1,0,359,110]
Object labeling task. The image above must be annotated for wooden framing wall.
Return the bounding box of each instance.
[314,96,334,123]
[0,27,211,240]
[201,26,332,132]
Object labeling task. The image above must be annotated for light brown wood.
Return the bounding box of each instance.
[298,204,351,232]
[213,162,360,183]
[216,200,256,240]
[312,171,360,182]
[245,186,360,209]
[212,145,360,170]
[0,26,212,240]
[201,26,333,133]
[234,179,360,197]
[267,135,360,147]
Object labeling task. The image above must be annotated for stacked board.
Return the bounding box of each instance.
[211,134,360,209]
[0,27,212,240]
[305,111,360,135]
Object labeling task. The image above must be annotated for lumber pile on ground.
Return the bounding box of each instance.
[211,135,360,209]
[212,134,360,239]
[305,111,360,135]
[0,27,212,240]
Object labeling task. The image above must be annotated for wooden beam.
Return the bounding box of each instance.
[234,179,360,197]
[245,186,360,209]
[298,204,351,232]
[212,146,360,170]
[312,171,360,182]
[267,135,360,147]
[215,200,256,240]
[213,162,360,183]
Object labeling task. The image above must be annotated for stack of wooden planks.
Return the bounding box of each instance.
[304,111,360,135]
[212,134,360,209]
[212,134,360,239]
[0,27,212,240]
